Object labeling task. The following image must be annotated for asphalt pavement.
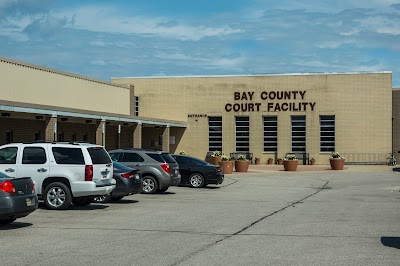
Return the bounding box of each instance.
[1,165,399,266]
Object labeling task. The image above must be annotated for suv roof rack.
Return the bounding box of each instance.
[22,141,94,145]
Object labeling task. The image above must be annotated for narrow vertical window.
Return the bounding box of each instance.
[72,133,77,142]
[34,132,41,142]
[236,117,249,152]
[6,131,13,144]
[83,134,88,142]
[263,116,277,152]
[134,96,139,116]
[320,115,335,152]
[208,116,222,151]
[58,132,64,142]
[291,116,306,152]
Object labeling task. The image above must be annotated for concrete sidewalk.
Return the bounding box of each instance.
[230,164,396,174]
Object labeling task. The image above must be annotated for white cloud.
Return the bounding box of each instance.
[52,5,242,41]
[356,16,400,35]
[90,59,107,66]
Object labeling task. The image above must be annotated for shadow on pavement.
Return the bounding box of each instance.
[108,199,139,204]
[38,202,109,211]
[392,167,400,172]
[0,222,33,230]
[381,237,400,249]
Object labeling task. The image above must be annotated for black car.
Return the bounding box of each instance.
[93,161,143,203]
[171,154,224,188]
[0,173,38,225]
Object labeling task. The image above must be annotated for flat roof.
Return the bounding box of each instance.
[112,71,392,80]
[0,56,129,90]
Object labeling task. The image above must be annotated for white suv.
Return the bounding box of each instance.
[0,142,115,210]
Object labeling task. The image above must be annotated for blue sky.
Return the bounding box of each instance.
[1,0,400,86]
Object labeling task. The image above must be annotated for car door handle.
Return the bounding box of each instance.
[5,168,15,173]
[37,168,48,172]
[135,164,143,167]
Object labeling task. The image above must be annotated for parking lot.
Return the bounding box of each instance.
[2,166,400,266]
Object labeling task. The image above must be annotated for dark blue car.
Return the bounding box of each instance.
[0,173,38,225]
[93,161,143,203]
[171,154,224,188]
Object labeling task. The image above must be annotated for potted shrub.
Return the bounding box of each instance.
[235,154,250,172]
[330,152,345,170]
[255,157,260,165]
[283,154,298,171]
[211,150,223,165]
[310,158,315,165]
[267,158,273,164]
[277,158,283,165]
[220,155,234,174]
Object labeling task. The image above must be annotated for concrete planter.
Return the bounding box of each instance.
[267,158,273,164]
[220,161,234,174]
[235,160,250,172]
[330,158,345,170]
[283,160,298,171]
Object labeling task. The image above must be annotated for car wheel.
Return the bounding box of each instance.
[142,176,158,194]
[93,194,111,203]
[43,182,72,210]
[0,218,16,225]
[158,187,169,193]
[72,198,92,206]
[189,173,205,188]
[110,196,124,201]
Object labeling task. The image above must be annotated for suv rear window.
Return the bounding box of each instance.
[52,147,85,165]
[161,153,177,163]
[146,153,165,163]
[87,147,111,164]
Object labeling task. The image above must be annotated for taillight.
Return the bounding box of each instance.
[0,181,16,194]
[121,173,133,179]
[85,165,93,181]
[32,181,35,194]
[160,163,170,173]
[216,168,221,173]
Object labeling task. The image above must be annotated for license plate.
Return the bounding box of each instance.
[26,197,34,206]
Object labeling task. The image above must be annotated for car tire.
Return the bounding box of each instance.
[93,194,111,203]
[110,196,124,201]
[158,187,169,193]
[142,176,158,194]
[189,173,205,188]
[0,218,16,225]
[43,182,72,210]
[72,198,92,206]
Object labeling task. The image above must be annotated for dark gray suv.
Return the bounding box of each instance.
[108,149,181,194]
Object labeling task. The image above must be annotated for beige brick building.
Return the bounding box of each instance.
[112,73,393,164]
[0,56,395,164]
[0,57,186,151]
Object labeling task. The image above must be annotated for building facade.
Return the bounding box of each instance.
[0,56,394,164]
[0,57,186,152]
[113,73,393,164]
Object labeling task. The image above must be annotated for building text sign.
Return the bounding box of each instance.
[225,91,316,112]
